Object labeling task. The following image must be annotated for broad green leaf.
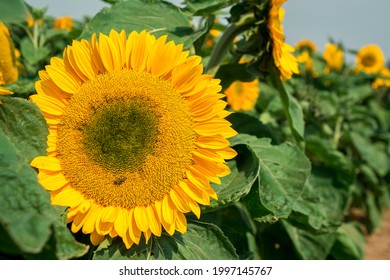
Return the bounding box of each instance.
[183,0,239,16]
[80,0,206,49]
[290,167,350,233]
[350,132,390,177]
[3,79,36,98]
[236,134,311,218]
[305,136,354,188]
[93,221,238,260]
[346,84,373,104]
[365,191,382,233]
[0,130,87,259]
[201,204,258,260]
[0,96,48,164]
[207,144,259,210]
[227,112,278,143]
[215,63,257,91]
[0,0,27,24]
[282,220,337,260]
[330,222,365,260]
[20,38,51,65]
[270,70,305,145]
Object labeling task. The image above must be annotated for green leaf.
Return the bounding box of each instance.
[0,96,48,164]
[207,143,259,210]
[0,130,87,259]
[290,167,350,233]
[183,0,239,16]
[20,38,51,65]
[215,63,257,91]
[227,112,278,143]
[270,71,305,145]
[0,0,27,24]
[93,221,238,260]
[80,0,206,49]
[330,222,365,260]
[365,191,382,233]
[350,132,390,177]
[282,220,337,260]
[236,134,311,218]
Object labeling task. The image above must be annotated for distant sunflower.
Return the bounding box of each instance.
[355,44,384,74]
[372,68,390,89]
[30,30,237,248]
[297,51,317,77]
[225,80,259,111]
[267,0,299,79]
[296,39,317,53]
[53,16,74,32]
[323,43,343,74]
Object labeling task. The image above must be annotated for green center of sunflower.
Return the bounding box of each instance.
[82,99,159,172]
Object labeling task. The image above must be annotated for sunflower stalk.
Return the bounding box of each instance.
[205,13,256,76]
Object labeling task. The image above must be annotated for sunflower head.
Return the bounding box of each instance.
[296,39,317,53]
[53,16,74,32]
[225,80,259,111]
[267,0,299,79]
[355,44,385,74]
[297,50,317,77]
[0,21,18,85]
[323,43,343,74]
[30,30,237,249]
[372,68,390,89]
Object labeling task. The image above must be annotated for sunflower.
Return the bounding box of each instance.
[323,43,343,74]
[30,30,237,248]
[225,80,259,111]
[297,51,317,77]
[355,44,384,74]
[372,68,390,89]
[296,39,317,53]
[267,0,299,79]
[0,21,18,85]
[53,16,74,32]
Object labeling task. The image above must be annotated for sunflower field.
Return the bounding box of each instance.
[1,0,389,261]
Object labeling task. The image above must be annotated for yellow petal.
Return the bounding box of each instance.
[134,205,150,232]
[31,156,62,171]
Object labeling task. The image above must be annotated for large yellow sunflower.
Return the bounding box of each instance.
[225,80,259,111]
[267,0,299,79]
[30,30,237,248]
[355,44,384,74]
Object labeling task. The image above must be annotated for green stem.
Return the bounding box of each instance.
[205,13,256,76]
[333,115,344,147]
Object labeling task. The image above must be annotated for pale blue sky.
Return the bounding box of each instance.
[26,0,390,63]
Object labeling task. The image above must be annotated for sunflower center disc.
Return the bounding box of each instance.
[362,54,376,67]
[57,69,196,209]
[82,100,159,172]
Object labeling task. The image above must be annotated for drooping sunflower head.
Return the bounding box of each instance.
[295,39,317,53]
[0,21,18,85]
[53,16,74,32]
[355,44,385,74]
[224,80,259,111]
[323,43,343,74]
[30,30,237,248]
[267,0,299,79]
